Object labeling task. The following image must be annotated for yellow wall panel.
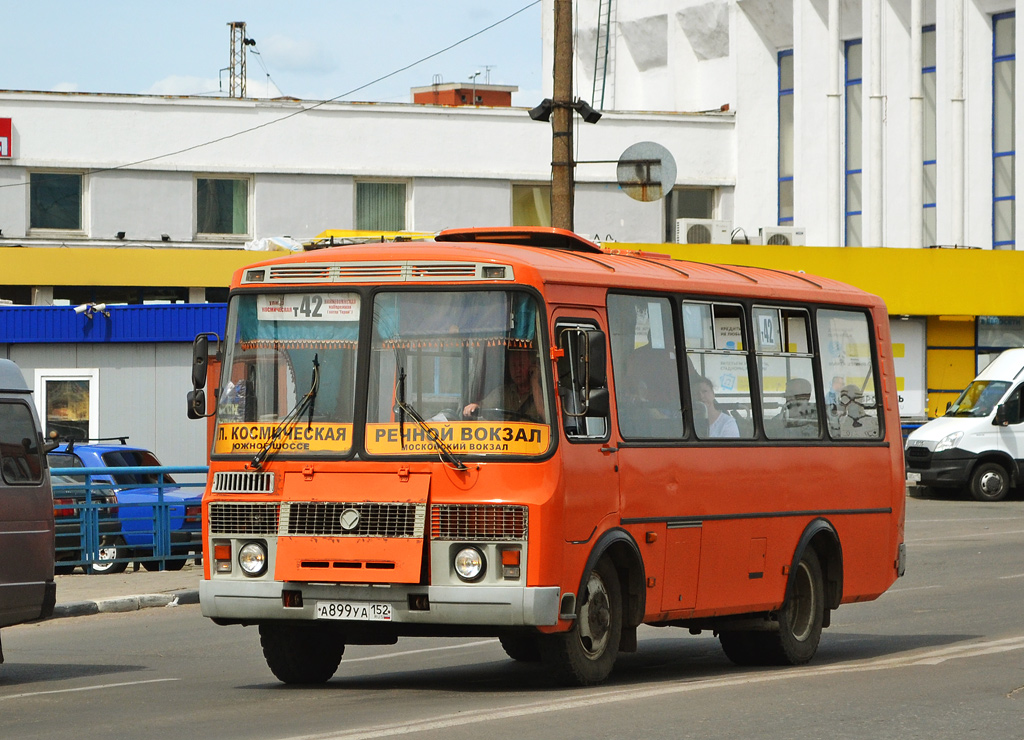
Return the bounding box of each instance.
[926,316,975,347]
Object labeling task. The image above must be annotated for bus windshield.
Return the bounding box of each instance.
[945,380,1010,418]
[366,289,552,458]
[214,292,360,457]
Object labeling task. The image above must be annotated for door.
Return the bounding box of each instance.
[553,312,618,544]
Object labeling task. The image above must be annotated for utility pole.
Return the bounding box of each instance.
[551,0,574,230]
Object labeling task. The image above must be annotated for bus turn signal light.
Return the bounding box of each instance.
[501,548,521,580]
[214,541,232,573]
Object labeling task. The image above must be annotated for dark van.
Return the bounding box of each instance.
[0,359,55,665]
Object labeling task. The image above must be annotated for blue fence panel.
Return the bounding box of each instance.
[50,465,207,574]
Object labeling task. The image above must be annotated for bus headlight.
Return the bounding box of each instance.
[238,541,267,576]
[454,547,485,582]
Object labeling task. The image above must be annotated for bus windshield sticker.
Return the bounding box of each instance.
[257,294,360,322]
[365,422,550,456]
[214,422,353,455]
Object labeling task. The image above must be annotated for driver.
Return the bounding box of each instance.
[463,349,544,423]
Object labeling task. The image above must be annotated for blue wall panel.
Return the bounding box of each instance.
[0,304,227,343]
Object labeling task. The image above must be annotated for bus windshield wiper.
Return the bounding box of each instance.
[394,366,467,471]
[250,354,320,470]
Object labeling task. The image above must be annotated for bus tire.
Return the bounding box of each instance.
[543,558,622,685]
[766,547,825,665]
[719,548,824,667]
[969,462,1010,502]
[259,623,345,684]
[498,633,543,662]
[718,630,768,666]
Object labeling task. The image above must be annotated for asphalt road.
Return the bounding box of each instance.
[2,493,1023,740]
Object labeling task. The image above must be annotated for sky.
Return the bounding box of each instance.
[4,1,544,106]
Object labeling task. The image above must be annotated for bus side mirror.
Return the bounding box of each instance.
[192,334,210,389]
[187,389,207,420]
[993,404,1011,426]
[587,387,610,417]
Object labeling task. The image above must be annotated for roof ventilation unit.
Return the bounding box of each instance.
[759,226,806,246]
[675,218,731,244]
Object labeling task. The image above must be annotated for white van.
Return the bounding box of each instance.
[905,348,1024,501]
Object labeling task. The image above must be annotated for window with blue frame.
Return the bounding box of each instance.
[923,26,937,246]
[845,40,863,247]
[993,12,1015,249]
[778,50,794,226]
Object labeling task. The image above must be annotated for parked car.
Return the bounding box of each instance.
[51,473,121,574]
[48,441,201,572]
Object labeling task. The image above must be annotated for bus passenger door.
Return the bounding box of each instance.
[554,316,618,544]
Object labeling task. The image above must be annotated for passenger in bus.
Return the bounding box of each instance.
[694,376,739,438]
[839,384,878,438]
[765,377,819,438]
[462,349,545,423]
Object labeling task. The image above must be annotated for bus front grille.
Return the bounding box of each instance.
[431,504,528,541]
[283,502,426,538]
[211,471,275,494]
[209,502,281,535]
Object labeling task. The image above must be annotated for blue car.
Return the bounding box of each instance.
[48,441,201,574]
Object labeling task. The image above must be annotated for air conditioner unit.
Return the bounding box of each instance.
[676,218,731,245]
[759,226,806,246]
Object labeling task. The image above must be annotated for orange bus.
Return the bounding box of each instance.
[189,227,906,686]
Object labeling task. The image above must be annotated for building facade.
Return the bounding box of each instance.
[2,0,1024,463]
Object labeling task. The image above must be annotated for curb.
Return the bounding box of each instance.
[51,589,200,619]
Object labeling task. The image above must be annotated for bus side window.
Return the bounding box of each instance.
[816,309,882,440]
[556,324,609,440]
[607,294,684,440]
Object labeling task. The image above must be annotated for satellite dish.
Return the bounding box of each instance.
[616,141,677,202]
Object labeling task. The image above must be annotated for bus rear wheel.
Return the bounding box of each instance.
[259,623,345,684]
[543,558,622,686]
[970,462,1010,502]
[719,548,824,666]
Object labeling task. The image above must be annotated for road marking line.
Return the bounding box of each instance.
[908,528,1024,543]
[279,636,1024,740]
[997,573,1024,580]
[887,584,941,593]
[0,678,179,702]
[343,640,496,663]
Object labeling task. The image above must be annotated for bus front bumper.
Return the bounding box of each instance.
[200,579,561,627]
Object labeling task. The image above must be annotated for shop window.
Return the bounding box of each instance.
[33,369,99,443]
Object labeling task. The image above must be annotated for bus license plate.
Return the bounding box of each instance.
[315,601,392,621]
[906,472,922,484]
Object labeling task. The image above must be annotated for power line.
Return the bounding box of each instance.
[0,1,540,190]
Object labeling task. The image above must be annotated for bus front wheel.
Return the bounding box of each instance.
[259,623,345,684]
[543,558,622,685]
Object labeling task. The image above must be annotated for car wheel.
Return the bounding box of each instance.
[969,462,1010,502]
[90,538,128,575]
[260,623,345,684]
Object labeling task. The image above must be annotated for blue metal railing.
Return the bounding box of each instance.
[50,465,207,574]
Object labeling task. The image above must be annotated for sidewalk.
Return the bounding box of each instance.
[51,562,202,619]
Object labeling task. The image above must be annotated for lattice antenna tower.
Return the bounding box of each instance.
[228,21,248,98]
